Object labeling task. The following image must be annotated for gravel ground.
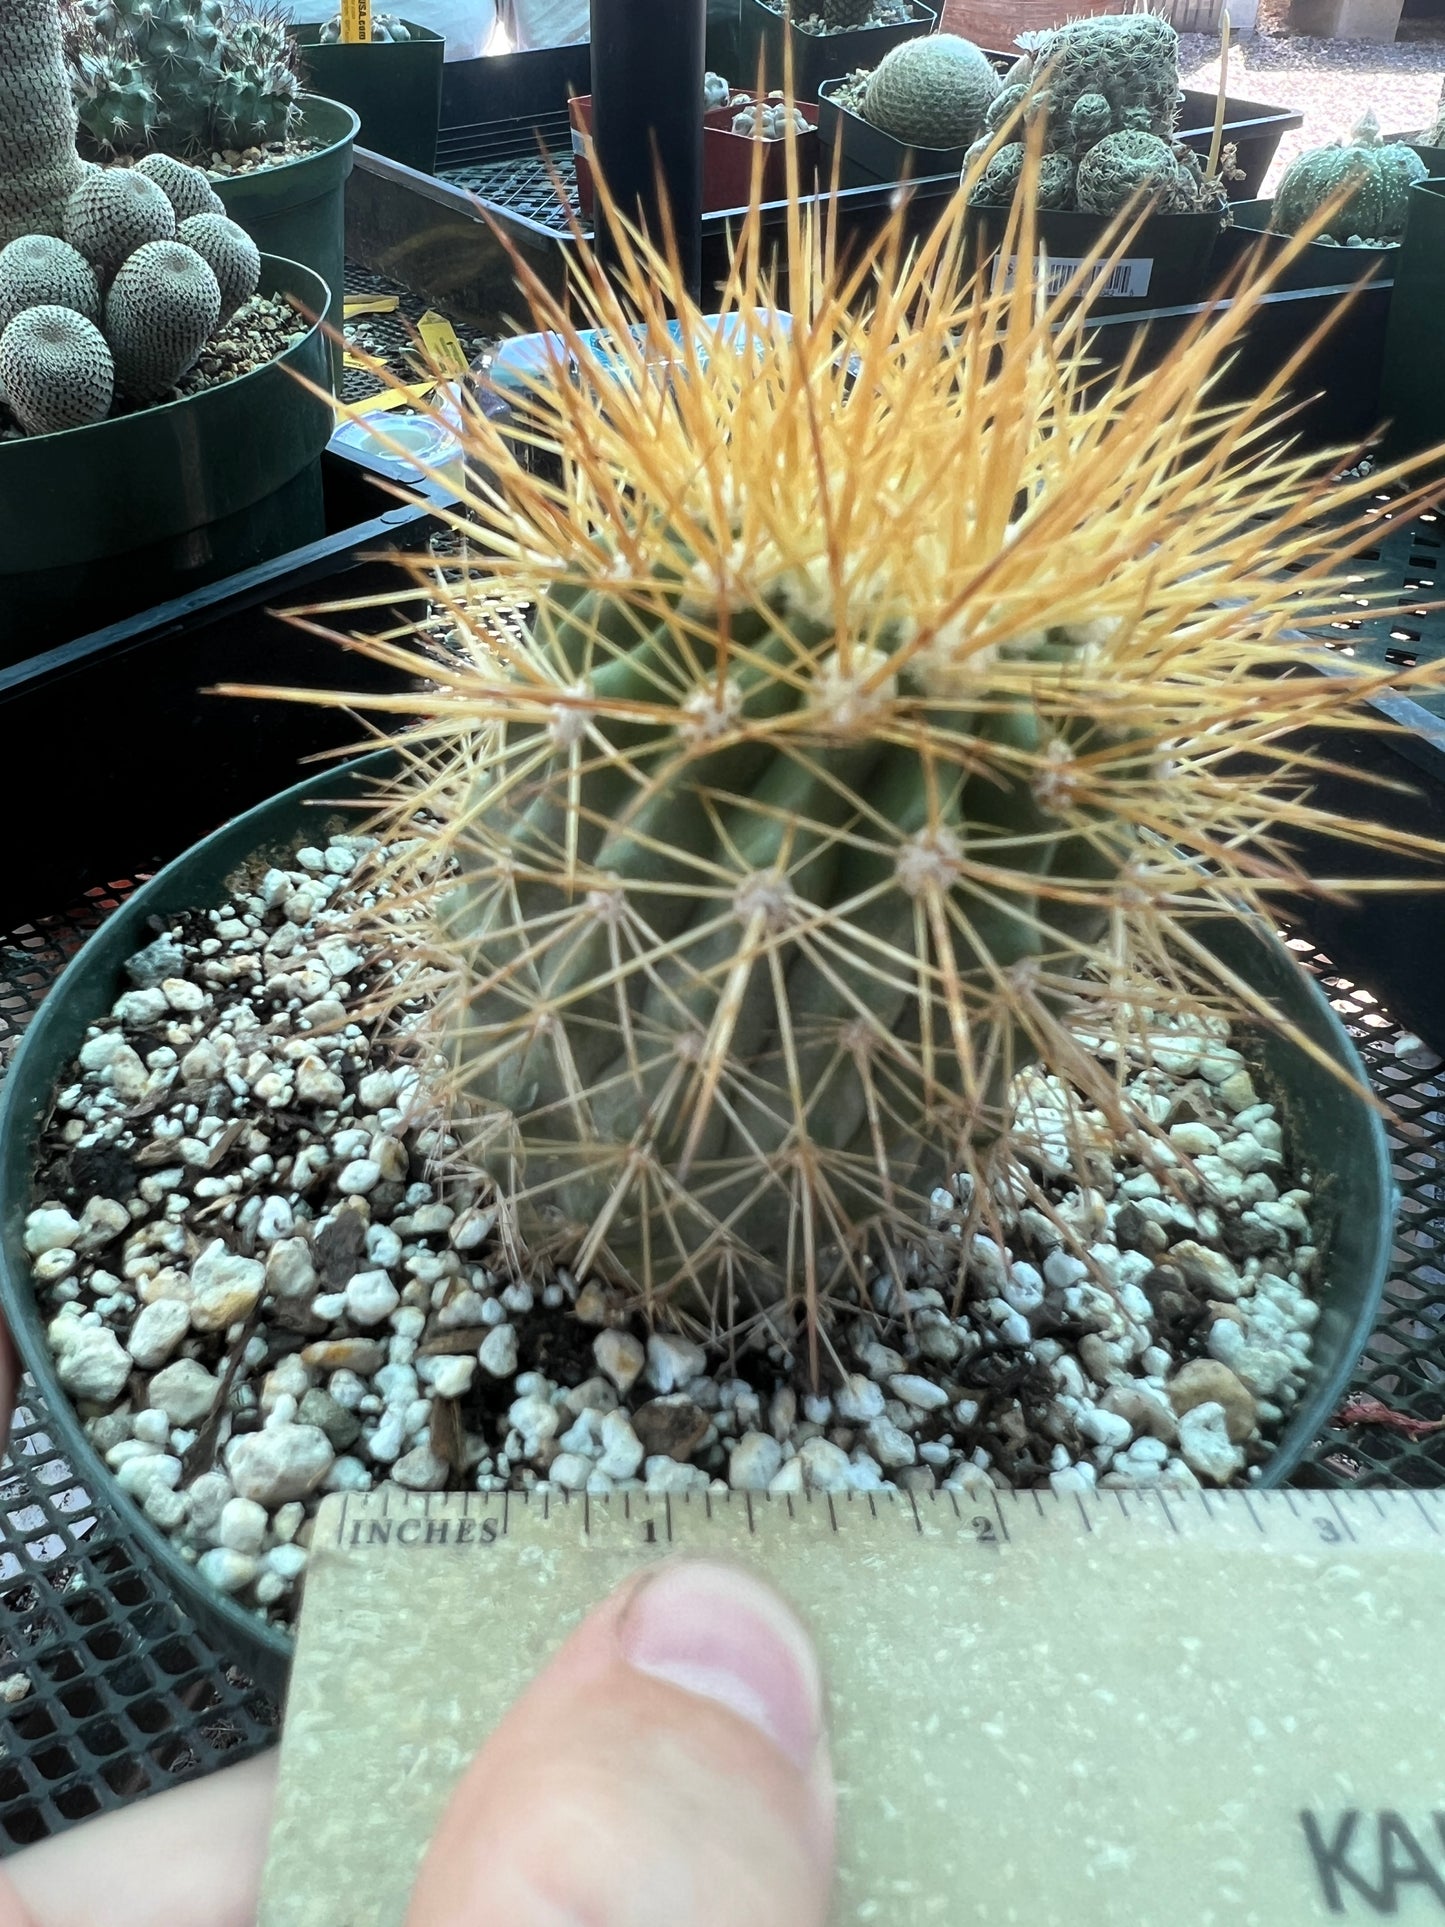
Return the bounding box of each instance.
[1177,29,1444,188]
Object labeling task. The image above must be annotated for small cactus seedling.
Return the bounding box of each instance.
[1272,111,1427,245]
[246,160,1445,1365]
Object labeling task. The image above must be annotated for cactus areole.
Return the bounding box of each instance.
[274,159,1445,1348]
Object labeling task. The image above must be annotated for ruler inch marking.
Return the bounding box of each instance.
[1113,1490,1128,1518]
[1410,1490,1440,1533]
[665,1495,674,1544]
[990,1491,1011,1543]
[705,1491,713,1522]
[1074,1494,1094,1534]
[1280,1488,1301,1517]
[746,1493,756,1534]
[1157,1491,1180,1536]
[908,1490,924,1535]
[1031,1489,1045,1517]
[827,1494,840,1534]
[1323,1492,1356,1543]
[1197,1490,1215,1520]
[866,1493,878,1521]
[583,1492,591,1537]
[946,1490,962,1522]
[1364,1490,1387,1518]
[337,1493,350,1548]
[1241,1490,1266,1534]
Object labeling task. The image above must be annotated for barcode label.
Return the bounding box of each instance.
[991,254,1154,300]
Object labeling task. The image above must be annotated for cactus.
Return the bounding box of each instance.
[1075,129,1192,215]
[1272,112,1427,245]
[0,302,113,434]
[968,141,1073,209]
[0,234,100,332]
[0,0,88,247]
[177,210,258,319]
[318,10,413,40]
[104,237,219,398]
[860,34,1001,150]
[61,0,303,159]
[821,0,878,27]
[64,165,176,276]
[1016,12,1182,148]
[251,161,1445,1344]
[136,151,226,221]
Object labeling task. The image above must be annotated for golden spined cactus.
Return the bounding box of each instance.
[268,167,1445,1358]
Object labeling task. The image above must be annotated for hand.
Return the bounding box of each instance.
[0,1329,835,1926]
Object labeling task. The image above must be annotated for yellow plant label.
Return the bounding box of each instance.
[339,0,371,43]
[337,379,438,420]
[343,295,400,318]
[417,311,471,379]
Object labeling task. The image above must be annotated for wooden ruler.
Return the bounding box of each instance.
[260,1487,1445,1924]
[337,0,371,44]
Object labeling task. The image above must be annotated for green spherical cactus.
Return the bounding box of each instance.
[860,34,1001,151]
[968,141,1073,209]
[1023,13,1181,150]
[0,0,88,247]
[103,236,219,399]
[70,49,162,156]
[176,209,257,319]
[64,165,176,277]
[136,151,226,221]
[0,233,101,332]
[0,301,113,434]
[1272,112,1427,244]
[210,62,300,148]
[1074,129,1188,216]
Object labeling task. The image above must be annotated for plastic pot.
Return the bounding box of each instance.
[215,94,359,390]
[738,0,935,102]
[0,255,334,664]
[965,204,1225,314]
[291,22,444,176]
[816,76,964,189]
[1220,198,1399,294]
[571,93,820,214]
[1379,178,1445,472]
[0,751,1396,1688]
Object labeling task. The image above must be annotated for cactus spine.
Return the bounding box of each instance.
[0,0,88,248]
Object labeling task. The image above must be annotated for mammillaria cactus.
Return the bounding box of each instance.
[0,0,88,247]
[860,34,1000,150]
[820,0,879,27]
[1075,129,1193,216]
[969,142,1073,208]
[0,302,113,434]
[177,210,258,319]
[1272,111,1427,244]
[1018,12,1181,148]
[249,160,1445,1344]
[0,234,100,332]
[64,165,176,277]
[136,152,226,222]
[104,237,220,399]
[60,0,303,159]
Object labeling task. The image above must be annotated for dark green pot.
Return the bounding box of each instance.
[1380,178,1445,472]
[1221,198,1399,294]
[0,749,1395,1687]
[291,24,444,176]
[0,256,334,664]
[216,94,359,391]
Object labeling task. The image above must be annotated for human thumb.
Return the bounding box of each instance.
[406,1558,835,1926]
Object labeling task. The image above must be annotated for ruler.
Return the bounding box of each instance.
[337,0,371,43]
[260,1488,1445,1925]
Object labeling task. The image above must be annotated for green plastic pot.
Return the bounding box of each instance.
[965,204,1225,315]
[215,94,359,391]
[0,255,334,664]
[1220,198,1399,294]
[291,23,443,176]
[738,0,936,101]
[1379,178,1445,472]
[0,749,1396,1688]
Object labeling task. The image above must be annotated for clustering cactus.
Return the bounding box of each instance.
[0,0,87,246]
[61,0,302,160]
[859,34,1000,151]
[0,302,113,433]
[64,165,176,275]
[105,237,221,398]
[1075,128,1200,216]
[263,163,1445,1347]
[1271,111,1426,245]
[138,149,227,220]
[1017,12,1180,148]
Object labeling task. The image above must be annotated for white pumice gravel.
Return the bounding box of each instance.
[24,829,1327,1628]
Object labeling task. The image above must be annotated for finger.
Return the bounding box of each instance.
[407,1558,835,1927]
[0,1750,277,1927]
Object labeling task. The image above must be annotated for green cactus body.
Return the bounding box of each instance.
[0,233,100,331]
[0,0,88,247]
[0,302,113,434]
[1074,129,1188,216]
[968,141,1073,209]
[177,209,257,318]
[860,34,1001,150]
[821,0,878,29]
[442,586,1126,1290]
[1272,113,1427,244]
[1020,13,1180,149]
[103,235,219,398]
[65,0,302,158]
[71,50,162,156]
[136,151,226,220]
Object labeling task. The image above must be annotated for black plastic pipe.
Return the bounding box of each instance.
[589,0,707,304]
